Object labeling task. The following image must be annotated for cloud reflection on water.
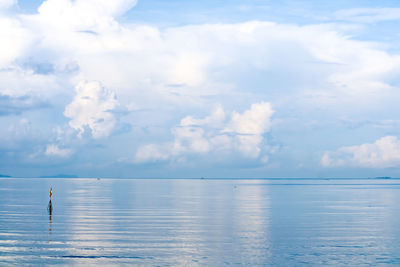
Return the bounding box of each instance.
[2,178,400,265]
[55,179,272,265]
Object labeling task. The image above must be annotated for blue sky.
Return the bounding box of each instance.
[1,0,400,178]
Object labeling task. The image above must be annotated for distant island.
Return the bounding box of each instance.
[0,174,11,177]
[39,174,78,178]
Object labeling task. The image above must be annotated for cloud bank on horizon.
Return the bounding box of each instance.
[1,0,400,178]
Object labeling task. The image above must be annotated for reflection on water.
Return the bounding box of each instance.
[48,213,52,242]
[48,194,53,243]
[1,178,400,265]
[47,200,52,215]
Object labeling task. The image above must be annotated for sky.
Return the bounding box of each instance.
[1,0,400,178]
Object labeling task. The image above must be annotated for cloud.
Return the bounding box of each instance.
[167,52,210,86]
[0,118,51,161]
[1,0,400,177]
[224,102,273,135]
[0,17,31,69]
[36,0,137,31]
[135,101,274,163]
[334,8,400,23]
[4,118,34,143]
[45,144,73,157]
[64,80,119,139]
[321,136,400,168]
[2,4,395,120]
[0,94,49,116]
[0,0,16,10]
[20,8,400,104]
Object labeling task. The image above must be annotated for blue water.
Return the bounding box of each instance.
[1,178,400,265]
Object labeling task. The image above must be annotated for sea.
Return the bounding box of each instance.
[1,178,400,266]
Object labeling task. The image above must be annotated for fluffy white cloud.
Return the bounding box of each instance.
[0,18,30,69]
[1,0,400,176]
[36,0,136,31]
[181,106,226,128]
[18,6,400,104]
[1,1,399,104]
[0,0,394,124]
[0,0,16,9]
[64,81,119,139]
[135,101,274,163]
[321,136,400,168]
[224,102,273,135]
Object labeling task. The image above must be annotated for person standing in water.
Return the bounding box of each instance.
[48,187,53,215]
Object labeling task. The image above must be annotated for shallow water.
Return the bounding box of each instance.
[1,178,400,266]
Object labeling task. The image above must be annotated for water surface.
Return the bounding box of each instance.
[1,178,400,265]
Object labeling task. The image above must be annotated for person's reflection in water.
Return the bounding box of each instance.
[48,199,52,215]
[47,187,53,241]
[48,208,52,240]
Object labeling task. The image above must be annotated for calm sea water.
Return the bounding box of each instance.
[1,178,400,266]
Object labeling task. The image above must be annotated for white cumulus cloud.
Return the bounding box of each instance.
[135,101,274,163]
[321,136,400,168]
[64,81,119,139]
[1,0,400,176]
[36,0,137,31]
[0,17,31,69]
